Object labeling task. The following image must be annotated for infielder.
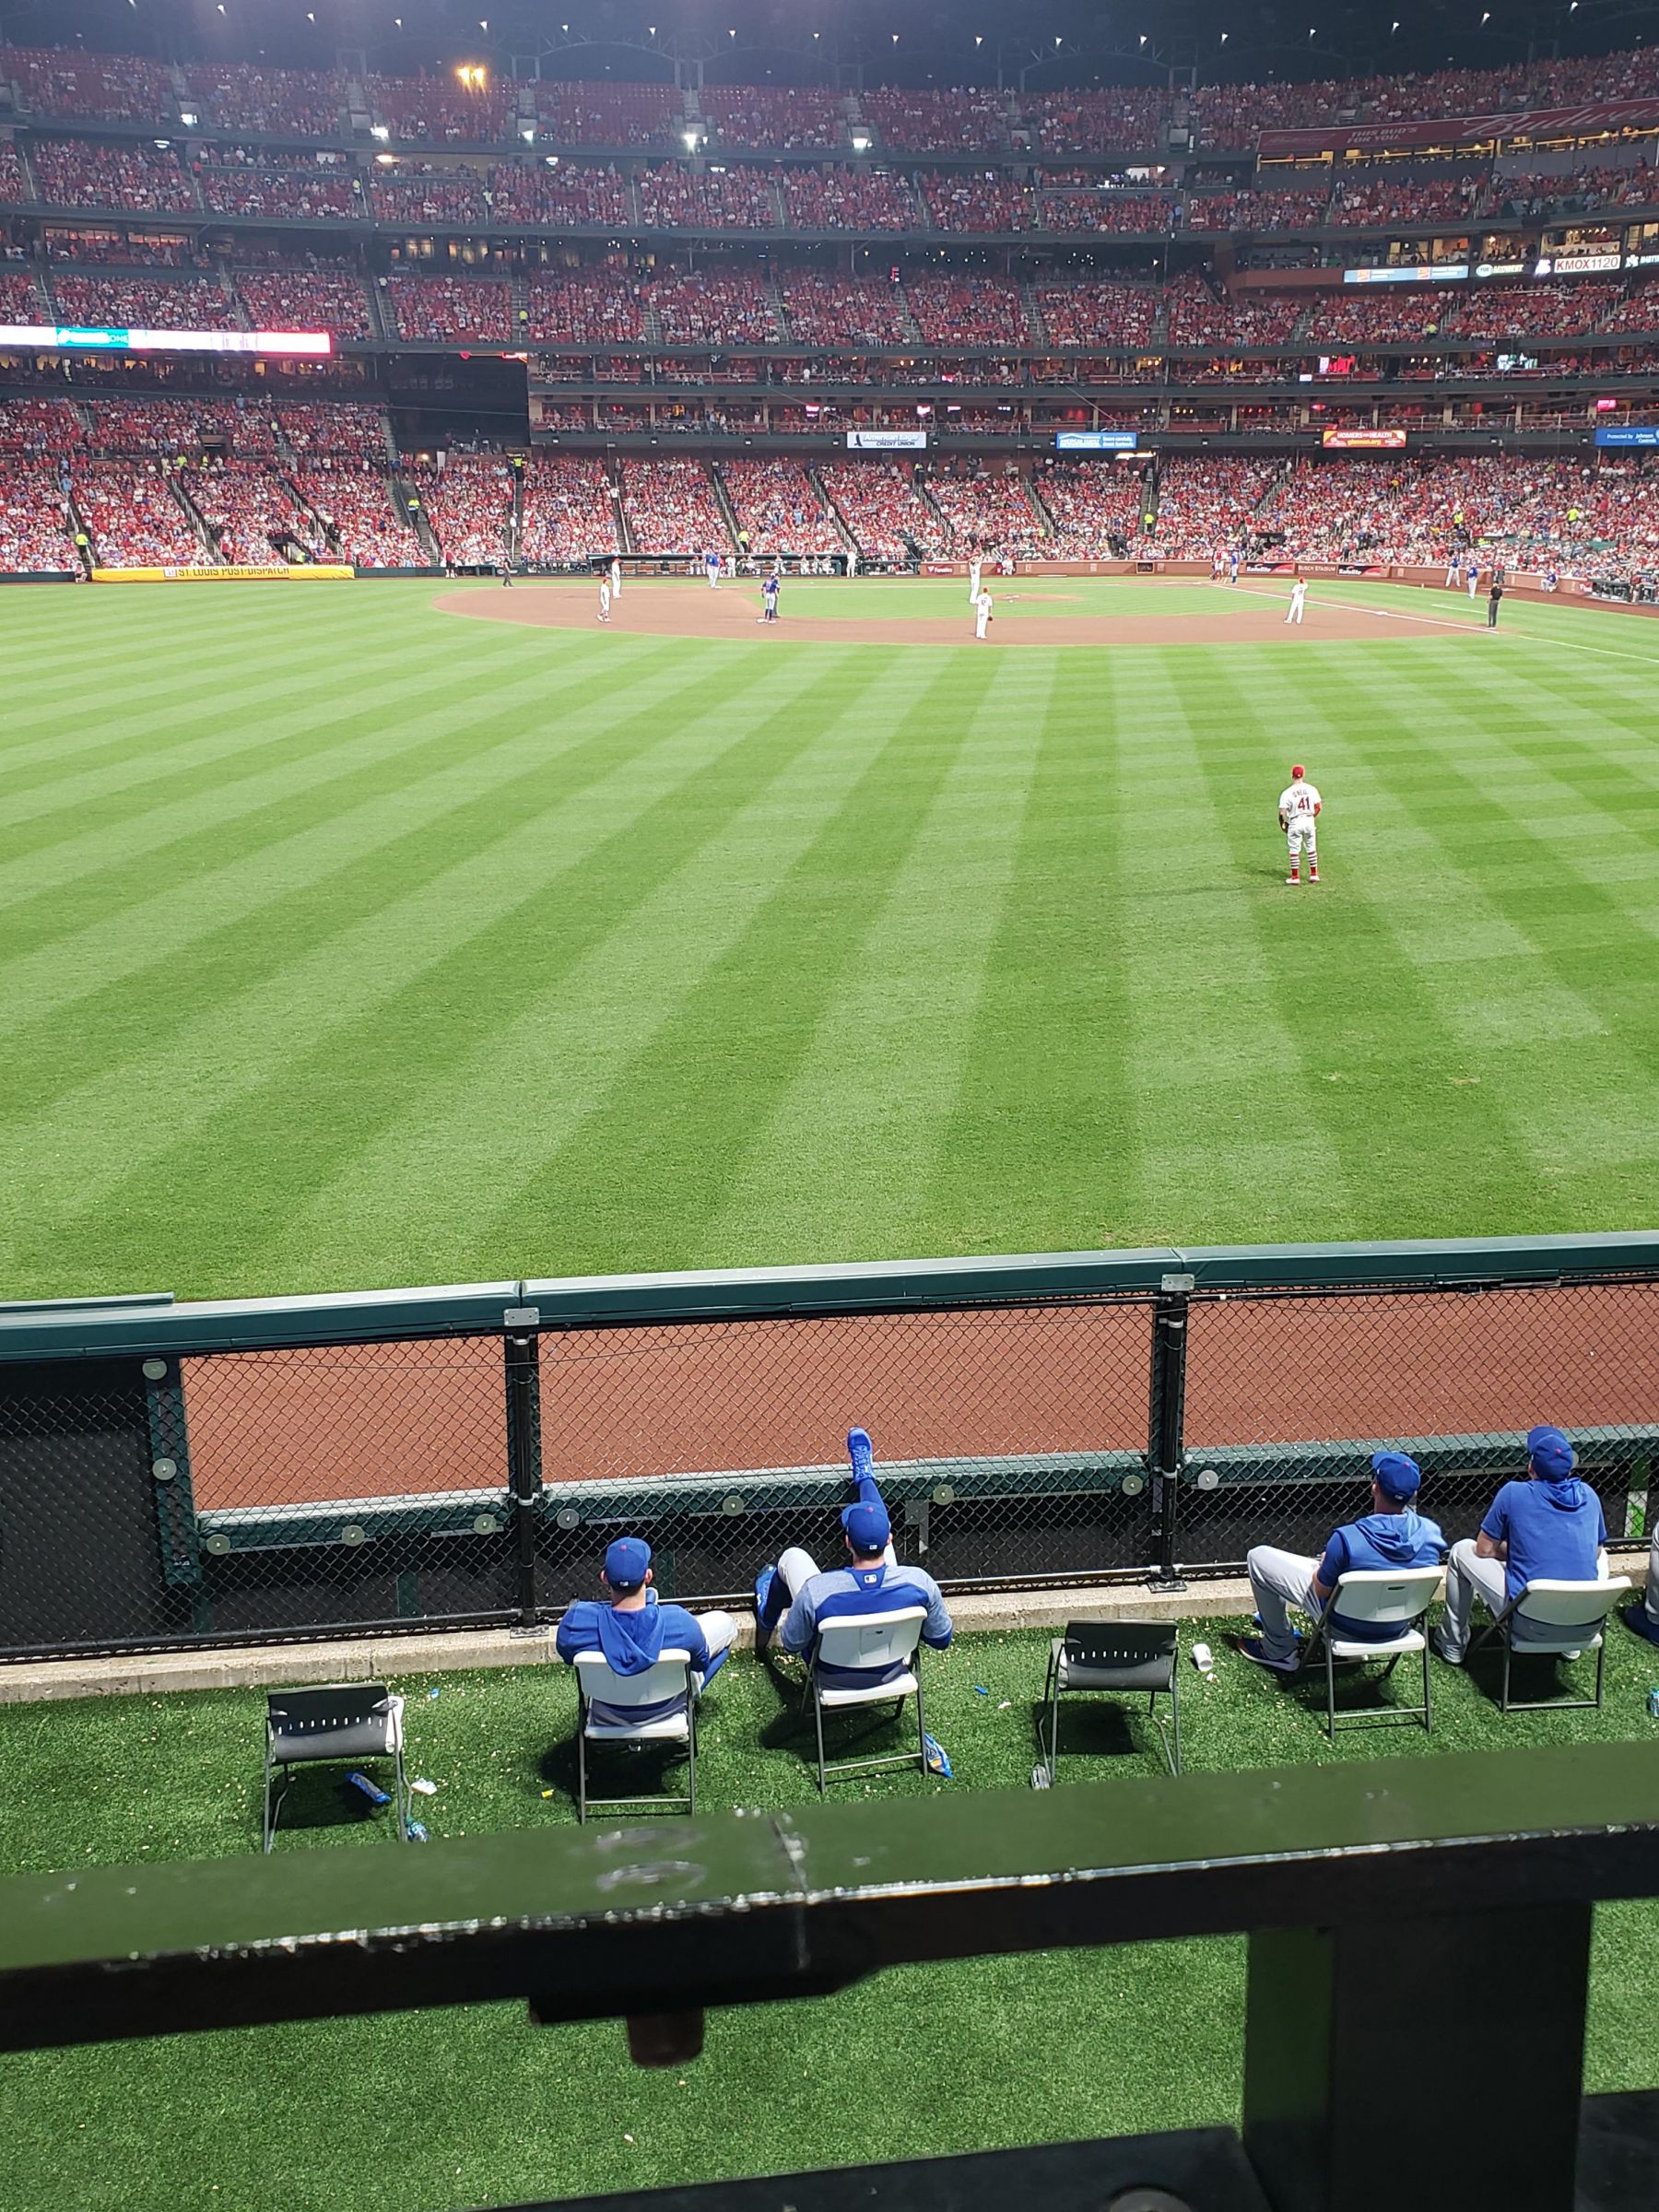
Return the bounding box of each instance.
[705,547,722,590]
[597,578,611,624]
[974,587,993,641]
[1278,763,1321,884]
[969,551,982,606]
[1445,552,1462,589]
[1466,560,1480,603]
[1285,578,1308,625]
[610,556,622,601]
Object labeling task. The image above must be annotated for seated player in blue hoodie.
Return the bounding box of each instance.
[555,1537,736,1727]
[1236,1450,1446,1675]
[1432,1426,1608,1664]
[753,1427,953,1679]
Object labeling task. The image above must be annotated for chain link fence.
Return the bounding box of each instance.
[1,1251,1653,1661]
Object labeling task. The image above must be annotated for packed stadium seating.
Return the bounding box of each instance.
[778,274,912,347]
[920,171,1040,234]
[369,161,489,227]
[1455,280,1618,340]
[3,45,173,120]
[907,276,1030,347]
[523,271,644,346]
[1165,274,1305,348]
[369,75,514,144]
[489,161,631,228]
[276,402,390,466]
[921,458,1047,553]
[1302,288,1464,346]
[1148,454,1285,556]
[286,460,418,566]
[234,267,375,341]
[184,458,314,563]
[636,162,778,230]
[719,457,843,557]
[82,394,278,456]
[1030,456,1147,555]
[517,453,621,566]
[618,455,730,555]
[862,88,1007,155]
[71,457,210,566]
[816,458,940,562]
[406,452,515,565]
[1036,282,1160,348]
[0,265,43,319]
[183,64,343,135]
[776,164,918,230]
[197,150,361,223]
[385,272,513,343]
[701,86,844,152]
[532,81,680,148]
[0,457,76,569]
[1187,188,1332,233]
[30,137,197,215]
[51,274,241,332]
[0,394,83,452]
[1040,183,1178,235]
[645,270,780,347]
[1023,88,1172,152]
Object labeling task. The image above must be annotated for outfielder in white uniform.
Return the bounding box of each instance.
[974,588,993,641]
[610,557,621,600]
[969,554,982,606]
[598,580,611,624]
[1278,763,1321,884]
[1285,579,1307,625]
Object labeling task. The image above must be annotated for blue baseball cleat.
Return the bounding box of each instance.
[847,1427,876,1488]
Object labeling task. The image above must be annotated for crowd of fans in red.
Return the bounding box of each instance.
[720,456,843,556]
[618,453,729,554]
[50,273,241,331]
[385,271,512,342]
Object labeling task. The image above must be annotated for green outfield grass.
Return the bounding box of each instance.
[3,573,1659,1303]
[3,1622,1657,2212]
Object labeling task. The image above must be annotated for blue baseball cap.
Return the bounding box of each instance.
[842,1499,890,1553]
[1371,1451,1422,1500]
[604,1536,652,1588]
[1527,1426,1577,1479]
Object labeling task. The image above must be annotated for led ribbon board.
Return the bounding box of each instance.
[0,327,332,356]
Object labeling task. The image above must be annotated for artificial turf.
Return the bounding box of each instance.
[5,576,1659,1301]
[2,1618,1658,2212]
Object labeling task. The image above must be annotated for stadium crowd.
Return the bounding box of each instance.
[1031,455,1147,555]
[518,452,621,563]
[524,271,645,345]
[618,455,730,555]
[816,457,939,562]
[409,452,514,565]
[719,456,843,557]
[385,272,513,343]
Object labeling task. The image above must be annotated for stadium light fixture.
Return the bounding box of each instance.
[371,122,390,137]
[523,125,535,141]
[851,129,871,148]
[179,108,198,123]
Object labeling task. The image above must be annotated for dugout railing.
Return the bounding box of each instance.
[0,1230,1654,1663]
[4,1741,1658,2210]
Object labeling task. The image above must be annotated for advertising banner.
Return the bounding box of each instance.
[846,429,927,450]
[91,564,355,582]
[1054,429,1139,451]
[0,325,331,356]
[1595,425,1659,446]
[1321,429,1408,448]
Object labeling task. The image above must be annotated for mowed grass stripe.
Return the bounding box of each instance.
[0,645,752,1036]
[1349,651,1659,1198]
[0,650,777,1124]
[693,653,1052,1267]
[254,650,947,1289]
[0,652,858,1294]
[917,648,1137,1254]
[1113,648,1360,1243]
[1183,647,1583,1238]
[0,645,694,937]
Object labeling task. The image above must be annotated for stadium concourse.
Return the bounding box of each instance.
[9,43,1659,584]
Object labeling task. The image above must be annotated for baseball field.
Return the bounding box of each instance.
[3,570,1657,1305]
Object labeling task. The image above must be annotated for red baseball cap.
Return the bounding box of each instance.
[1290,765,1305,779]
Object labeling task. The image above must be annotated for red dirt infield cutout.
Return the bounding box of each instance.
[183,1284,1659,1510]
[435,578,1488,649]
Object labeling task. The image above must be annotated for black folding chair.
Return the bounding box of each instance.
[1036,1620,1180,1785]
[263,1684,408,1852]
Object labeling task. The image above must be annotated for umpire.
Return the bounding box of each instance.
[1488,566,1505,629]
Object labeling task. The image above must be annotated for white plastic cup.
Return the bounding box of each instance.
[1191,1642,1214,1674]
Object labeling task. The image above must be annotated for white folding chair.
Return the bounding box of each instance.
[1470,1576,1631,1713]
[1302,1566,1443,1741]
[571,1648,697,1823]
[806,1606,928,1794]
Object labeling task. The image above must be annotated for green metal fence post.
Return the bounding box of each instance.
[1147,1271,1193,1590]
[503,1304,542,1630]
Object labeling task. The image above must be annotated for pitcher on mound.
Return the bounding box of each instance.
[1278,764,1322,884]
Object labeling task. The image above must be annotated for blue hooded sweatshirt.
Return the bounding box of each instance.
[556,1596,716,1727]
[1317,1510,1447,1641]
[1481,1476,1606,1602]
